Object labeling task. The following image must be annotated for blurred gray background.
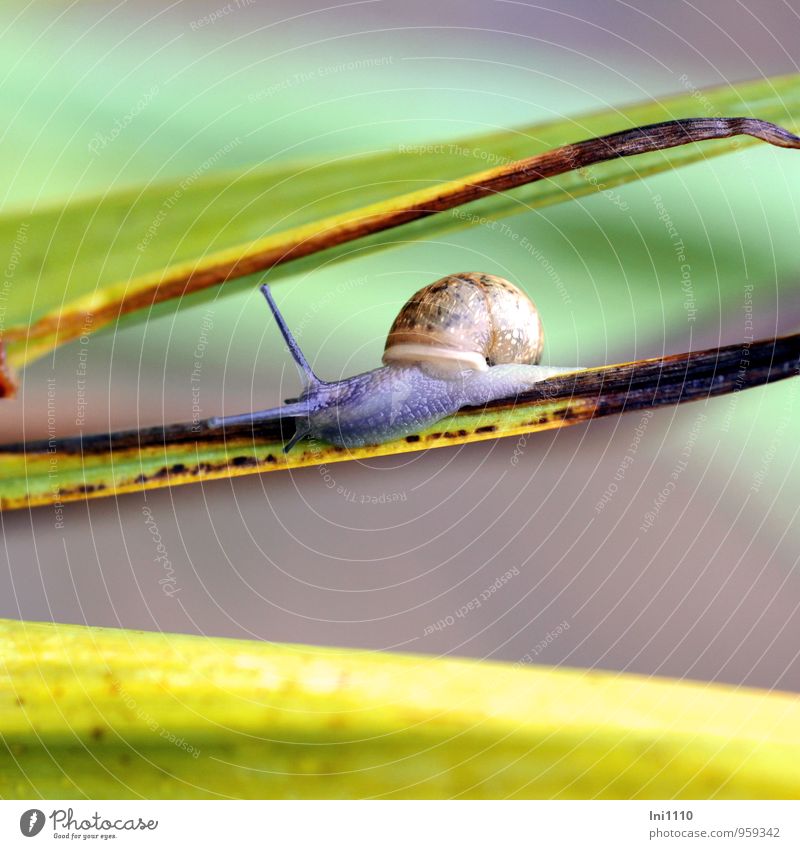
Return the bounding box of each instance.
[1,0,799,693]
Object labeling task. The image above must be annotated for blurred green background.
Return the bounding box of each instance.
[1,0,799,692]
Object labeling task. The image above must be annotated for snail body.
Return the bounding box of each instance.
[210,273,580,449]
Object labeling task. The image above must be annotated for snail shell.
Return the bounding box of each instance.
[382,273,544,376]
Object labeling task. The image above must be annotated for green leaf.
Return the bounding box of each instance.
[2,74,799,367]
[2,333,796,511]
[2,617,799,799]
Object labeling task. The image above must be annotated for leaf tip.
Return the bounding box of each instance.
[0,340,18,398]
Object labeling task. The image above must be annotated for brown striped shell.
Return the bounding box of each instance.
[382,273,544,375]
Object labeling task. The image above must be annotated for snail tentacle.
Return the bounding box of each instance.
[259,283,322,392]
[207,399,312,453]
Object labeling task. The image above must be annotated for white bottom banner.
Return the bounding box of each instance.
[1,800,797,848]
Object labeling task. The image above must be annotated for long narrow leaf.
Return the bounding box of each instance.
[1,333,796,511]
[2,75,800,367]
[1,618,798,799]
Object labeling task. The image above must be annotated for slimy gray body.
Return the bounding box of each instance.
[291,362,573,448]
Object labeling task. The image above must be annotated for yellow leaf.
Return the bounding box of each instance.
[1,618,798,799]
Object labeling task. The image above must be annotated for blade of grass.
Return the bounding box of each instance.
[2,617,799,799]
[1,333,796,511]
[2,75,800,368]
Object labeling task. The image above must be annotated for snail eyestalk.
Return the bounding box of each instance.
[208,284,314,451]
[259,283,321,391]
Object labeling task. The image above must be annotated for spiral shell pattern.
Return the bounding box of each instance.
[382,273,544,374]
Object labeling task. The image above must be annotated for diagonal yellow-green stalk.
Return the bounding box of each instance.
[2,332,797,511]
[1,618,798,799]
[1,74,799,368]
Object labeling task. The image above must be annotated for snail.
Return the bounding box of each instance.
[209,273,581,449]
[203,116,800,451]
